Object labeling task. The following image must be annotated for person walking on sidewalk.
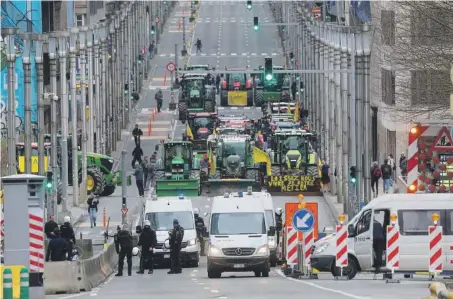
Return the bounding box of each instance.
[146,154,156,190]
[142,156,149,189]
[131,144,144,168]
[380,159,393,194]
[387,154,396,183]
[370,161,381,198]
[148,41,155,59]
[155,89,163,113]
[132,124,143,147]
[134,162,145,197]
[321,161,330,192]
[87,194,99,228]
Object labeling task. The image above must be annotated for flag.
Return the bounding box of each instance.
[294,103,300,122]
[186,125,194,140]
[208,149,216,175]
[252,146,271,176]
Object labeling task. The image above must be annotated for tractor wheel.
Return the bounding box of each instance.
[306,166,320,178]
[101,184,116,197]
[205,100,215,112]
[254,90,264,107]
[155,170,165,181]
[271,165,282,177]
[190,170,201,195]
[57,180,63,204]
[178,101,188,121]
[80,167,105,196]
[220,91,228,106]
[246,90,254,107]
[246,169,259,180]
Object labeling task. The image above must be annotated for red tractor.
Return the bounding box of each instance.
[220,68,254,107]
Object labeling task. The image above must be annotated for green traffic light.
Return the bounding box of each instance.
[265,74,273,81]
[247,4,251,9]
[124,90,128,95]
[46,182,52,188]
[253,25,259,31]
[351,177,356,183]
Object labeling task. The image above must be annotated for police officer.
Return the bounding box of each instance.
[193,209,206,256]
[168,219,184,274]
[275,208,283,246]
[115,225,133,276]
[137,220,157,274]
[60,216,75,261]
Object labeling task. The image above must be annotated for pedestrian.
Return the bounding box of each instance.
[148,41,154,59]
[321,161,330,192]
[146,154,157,189]
[168,219,184,274]
[132,124,143,147]
[380,159,393,194]
[387,154,396,182]
[372,220,386,276]
[275,208,283,246]
[215,73,221,94]
[399,152,407,177]
[142,156,149,189]
[193,209,206,256]
[155,89,163,112]
[87,194,99,228]
[370,161,381,198]
[137,220,157,274]
[133,162,145,197]
[115,226,133,276]
[131,144,144,168]
[45,228,67,262]
[60,216,76,261]
[44,215,59,239]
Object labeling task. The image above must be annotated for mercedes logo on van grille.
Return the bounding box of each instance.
[235,248,242,255]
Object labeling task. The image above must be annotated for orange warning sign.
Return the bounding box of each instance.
[284,202,318,240]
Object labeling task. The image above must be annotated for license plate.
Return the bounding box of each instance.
[233,264,245,269]
[164,254,170,259]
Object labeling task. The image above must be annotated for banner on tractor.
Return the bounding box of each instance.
[228,91,247,106]
[267,175,321,193]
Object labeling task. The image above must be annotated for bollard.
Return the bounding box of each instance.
[3,268,13,299]
[20,267,29,299]
[152,111,155,122]
[148,121,152,136]
[103,207,106,228]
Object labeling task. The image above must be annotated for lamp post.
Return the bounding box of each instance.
[21,33,34,174]
[79,26,88,205]
[69,27,79,206]
[35,34,46,176]
[87,26,94,153]
[115,13,122,141]
[109,18,117,152]
[2,27,19,175]
[93,24,101,153]
[99,25,107,154]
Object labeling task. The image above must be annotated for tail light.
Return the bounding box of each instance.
[221,81,227,89]
[233,82,241,88]
[245,80,252,88]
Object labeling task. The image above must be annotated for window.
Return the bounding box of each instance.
[356,210,372,235]
[265,210,275,229]
[381,10,395,46]
[76,14,85,27]
[398,210,441,235]
[410,7,453,45]
[146,211,194,231]
[381,68,395,105]
[411,70,451,107]
[210,212,266,235]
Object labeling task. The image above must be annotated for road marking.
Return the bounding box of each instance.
[193,269,198,272]
[211,290,219,293]
[141,135,168,140]
[191,278,197,281]
[275,270,371,299]
[204,287,210,290]
[198,282,204,285]
[231,53,237,56]
[191,273,195,277]
[58,294,87,299]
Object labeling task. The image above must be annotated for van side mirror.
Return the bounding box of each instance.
[348,224,355,237]
[267,226,276,236]
[136,225,142,234]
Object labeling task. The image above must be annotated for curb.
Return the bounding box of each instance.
[322,192,340,226]
[424,282,453,299]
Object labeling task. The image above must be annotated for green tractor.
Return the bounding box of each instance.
[178,76,216,121]
[154,141,201,196]
[43,134,131,202]
[266,129,321,177]
[206,134,262,191]
[183,112,218,154]
[253,66,291,107]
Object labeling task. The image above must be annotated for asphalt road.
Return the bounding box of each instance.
[48,2,429,299]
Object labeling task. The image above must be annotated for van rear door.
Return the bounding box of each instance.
[353,209,373,271]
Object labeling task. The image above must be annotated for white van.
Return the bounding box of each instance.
[136,196,200,267]
[206,193,275,278]
[310,194,453,279]
[259,193,278,267]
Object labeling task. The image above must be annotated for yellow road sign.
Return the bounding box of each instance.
[227,91,247,106]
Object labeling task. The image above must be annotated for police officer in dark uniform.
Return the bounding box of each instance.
[115,225,133,276]
[168,219,184,274]
[193,210,206,256]
[137,220,157,274]
[275,208,283,246]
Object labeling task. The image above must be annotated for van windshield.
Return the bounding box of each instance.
[265,210,275,229]
[210,212,266,235]
[146,211,194,231]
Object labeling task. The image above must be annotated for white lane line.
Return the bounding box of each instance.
[198,282,204,285]
[205,205,210,208]
[211,290,219,293]
[219,297,228,299]
[191,273,196,277]
[58,294,88,299]
[275,270,371,299]
[204,287,210,290]
[191,278,197,281]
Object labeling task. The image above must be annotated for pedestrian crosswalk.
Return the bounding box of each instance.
[157,52,280,58]
[217,106,261,111]
[195,17,273,24]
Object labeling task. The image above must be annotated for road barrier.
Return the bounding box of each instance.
[429,217,443,274]
[303,230,314,272]
[285,227,298,267]
[44,240,118,294]
[424,282,453,299]
[335,214,348,277]
[1,265,29,299]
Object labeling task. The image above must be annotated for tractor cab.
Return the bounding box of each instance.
[181,77,208,108]
[187,112,218,139]
[208,135,253,174]
[221,71,252,91]
[185,64,211,71]
[255,66,289,90]
[160,141,194,180]
[16,142,51,174]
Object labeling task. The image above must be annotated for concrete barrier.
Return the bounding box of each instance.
[44,261,81,294]
[423,282,453,299]
[44,239,94,260]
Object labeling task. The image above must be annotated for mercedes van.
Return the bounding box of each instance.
[136,196,200,267]
[310,194,453,279]
[259,192,278,267]
[206,192,275,278]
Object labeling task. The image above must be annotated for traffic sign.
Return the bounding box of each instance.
[431,127,453,150]
[121,208,129,216]
[1,219,4,237]
[166,62,176,73]
[285,202,318,240]
[292,209,314,232]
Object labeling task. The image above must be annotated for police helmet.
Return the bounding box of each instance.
[275,208,283,216]
[144,220,151,227]
[132,247,140,256]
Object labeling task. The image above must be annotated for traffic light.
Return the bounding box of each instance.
[247,0,252,9]
[46,171,53,190]
[151,26,156,35]
[290,52,294,61]
[264,57,273,81]
[137,54,143,64]
[350,166,357,183]
[124,83,129,95]
[253,17,259,31]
